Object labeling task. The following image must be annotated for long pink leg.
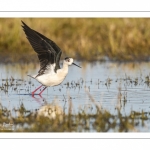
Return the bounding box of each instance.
[31,94,43,105]
[31,85,43,95]
[39,87,47,95]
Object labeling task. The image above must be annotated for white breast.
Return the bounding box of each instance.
[30,62,69,87]
[36,68,68,87]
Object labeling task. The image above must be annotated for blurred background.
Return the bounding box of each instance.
[1,18,150,132]
[1,18,150,63]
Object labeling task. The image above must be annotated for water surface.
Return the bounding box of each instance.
[1,61,150,131]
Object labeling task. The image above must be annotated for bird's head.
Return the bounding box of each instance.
[64,57,81,68]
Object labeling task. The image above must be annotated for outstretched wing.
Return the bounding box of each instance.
[21,20,62,77]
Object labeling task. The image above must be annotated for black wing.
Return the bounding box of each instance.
[21,20,62,76]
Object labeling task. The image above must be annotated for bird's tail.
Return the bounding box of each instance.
[27,75,36,79]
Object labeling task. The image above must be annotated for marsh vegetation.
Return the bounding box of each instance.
[1,18,150,62]
[1,19,150,132]
[1,62,150,132]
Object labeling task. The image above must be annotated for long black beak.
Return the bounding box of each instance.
[73,63,81,68]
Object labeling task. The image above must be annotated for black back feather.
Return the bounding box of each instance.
[21,20,62,76]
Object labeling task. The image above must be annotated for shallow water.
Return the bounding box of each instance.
[1,61,150,131]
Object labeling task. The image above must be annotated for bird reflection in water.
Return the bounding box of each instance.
[32,94,63,121]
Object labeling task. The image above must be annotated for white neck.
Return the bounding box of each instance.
[62,62,69,74]
[53,62,68,79]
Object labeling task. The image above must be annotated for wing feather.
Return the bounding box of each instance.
[21,21,62,77]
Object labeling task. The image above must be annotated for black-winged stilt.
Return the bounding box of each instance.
[21,21,81,95]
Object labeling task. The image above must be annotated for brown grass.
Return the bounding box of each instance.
[1,18,150,62]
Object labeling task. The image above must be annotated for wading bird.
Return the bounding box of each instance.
[21,21,81,95]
